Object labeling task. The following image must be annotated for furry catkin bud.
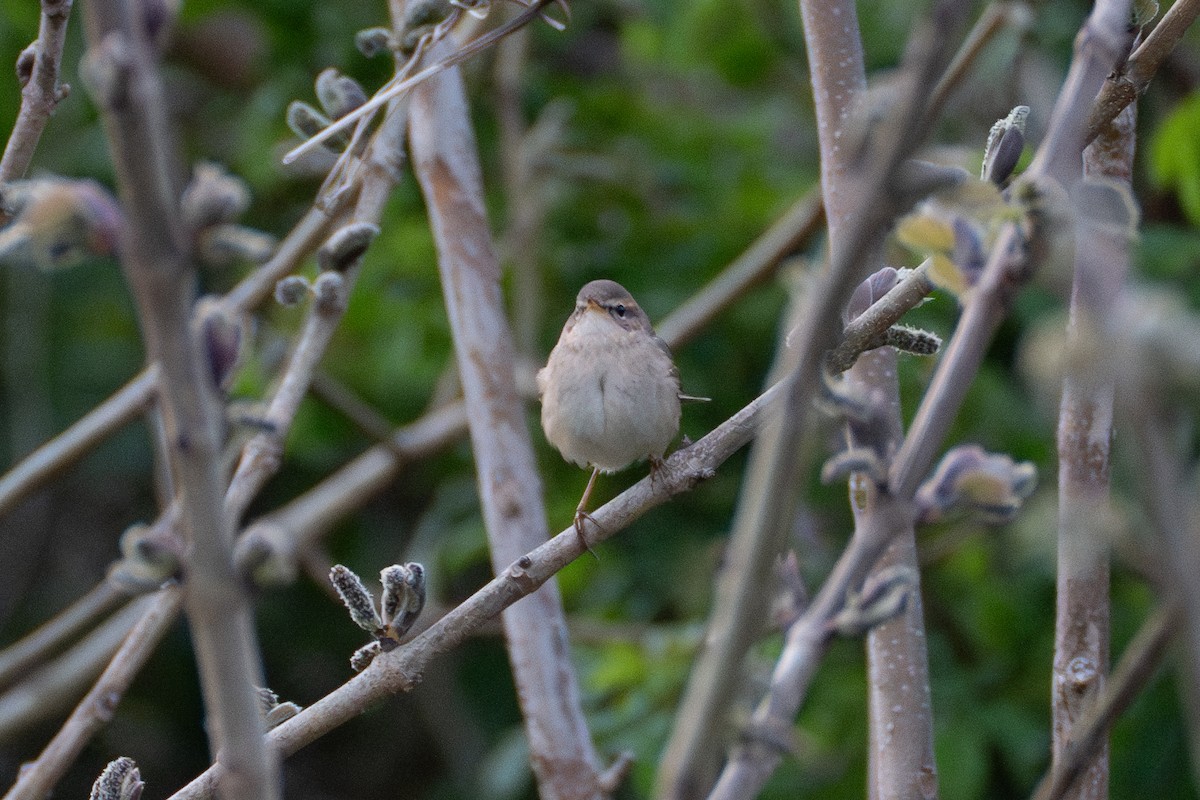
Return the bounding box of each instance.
[330,564,382,633]
[90,757,144,800]
[198,223,277,266]
[915,444,1038,524]
[274,275,310,307]
[0,178,122,271]
[883,325,941,357]
[830,566,915,637]
[312,272,348,316]
[982,105,1029,185]
[351,640,382,672]
[315,68,368,121]
[355,27,394,58]
[286,101,349,150]
[380,562,427,636]
[317,222,379,272]
[180,162,250,231]
[193,297,246,392]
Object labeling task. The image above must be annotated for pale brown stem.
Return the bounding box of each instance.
[0,0,73,184]
[80,2,277,796]
[659,1,966,795]
[409,38,607,799]
[2,587,183,800]
[1033,603,1176,800]
[0,595,158,742]
[1086,0,1200,143]
[1051,102,1136,800]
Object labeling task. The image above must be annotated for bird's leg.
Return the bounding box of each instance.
[573,466,603,558]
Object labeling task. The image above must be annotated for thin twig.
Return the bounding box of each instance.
[0,580,129,693]
[2,587,183,800]
[0,596,157,742]
[1086,0,1200,143]
[655,190,824,349]
[283,0,557,165]
[0,201,331,522]
[659,1,967,794]
[0,369,155,518]
[825,260,934,374]
[927,1,1033,122]
[0,0,74,185]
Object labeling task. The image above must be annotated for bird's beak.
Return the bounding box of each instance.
[584,298,604,312]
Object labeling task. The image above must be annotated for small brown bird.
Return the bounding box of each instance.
[538,280,685,544]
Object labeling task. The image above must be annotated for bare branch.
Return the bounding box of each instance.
[1033,603,1176,800]
[79,1,277,795]
[1086,0,1200,143]
[1051,102,1136,800]
[409,37,607,798]
[2,587,183,800]
[0,0,74,185]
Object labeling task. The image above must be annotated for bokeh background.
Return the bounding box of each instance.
[0,0,1199,796]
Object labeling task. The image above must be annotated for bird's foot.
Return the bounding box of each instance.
[573,509,602,561]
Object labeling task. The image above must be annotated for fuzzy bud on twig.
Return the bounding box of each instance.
[315,68,368,121]
[351,640,382,672]
[0,178,122,271]
[192,297,247,393]
[15,42,37,87]
[180,162,250,232]
[915,444,1037,525]
[982,105,1029,185]
[286,101,349,151]
[274,275,310,307]
[380,562,427,638]
[355,27,394,58]
[828,566,916,637]
[312,272,348,316]
[317,222,379,273]
[90,757,144,800]
[329,564,382,634]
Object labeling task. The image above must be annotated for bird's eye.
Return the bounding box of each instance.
[613,304,627,318]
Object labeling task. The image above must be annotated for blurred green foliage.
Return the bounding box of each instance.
[0,0,1199,798]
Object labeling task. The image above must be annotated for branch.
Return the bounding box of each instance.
[409,37,608,798]
[659,1,968,795]
[706,491,915,800]
[167,373,780,800]
[0,0,73,185]
[1033,602,1176,800]
[79,3,277,796]
[0,580,129,693]
[0,596,158,742]
[2,587,183,800]
[892,0,1134,499]
[1051,102,1136,800]
[1086,0,1200,143]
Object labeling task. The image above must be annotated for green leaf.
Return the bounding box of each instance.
[1150,91,1200,225]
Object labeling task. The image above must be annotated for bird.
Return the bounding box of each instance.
[538,279,689,549]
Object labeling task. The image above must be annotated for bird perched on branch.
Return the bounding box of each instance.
[539,279,701,549]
